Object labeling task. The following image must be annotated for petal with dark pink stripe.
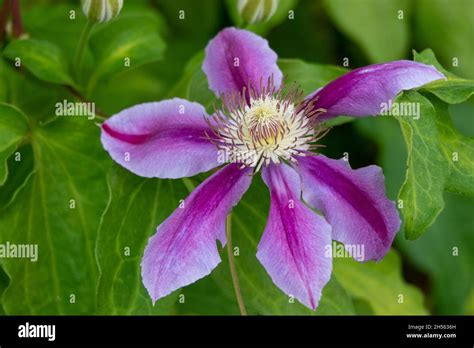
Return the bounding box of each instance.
[258,164,332,310]
[141,164,253,302]
[203,27,282,98]
[306,60,445,120]
[101,98,220,179]
[297,155,400,262]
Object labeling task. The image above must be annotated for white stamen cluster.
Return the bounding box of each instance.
[208,80,327,172]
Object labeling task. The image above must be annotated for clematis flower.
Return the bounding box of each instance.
[100,28,445,310]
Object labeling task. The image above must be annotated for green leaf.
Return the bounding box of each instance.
[414,49,474,104]
[0,117,109,314]
[0,104,29,185]
[96,166,190,314]
[324,0,410,62]
[333,250,428,314]
[415,0,474,79]
[388,51,474,239]
[432,99,474,196]
[88,14,166,90]
[278,58,347,94]
[3,39,76,87]
[392,51,474,239]
[23,3,87,63]
[395,91,448,239]
[0,59,67,122]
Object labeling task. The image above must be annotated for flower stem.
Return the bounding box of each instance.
[226,214,247,316]
[11,0,23,38]
[73,20,95,82]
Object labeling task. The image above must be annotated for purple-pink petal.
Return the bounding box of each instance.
[258,164,333,310]
[296,155,400,262]
[141,164,253,302]
[202,27,282,99]
[306,60,445,120]
[101,98,221,179]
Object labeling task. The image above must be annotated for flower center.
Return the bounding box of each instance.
[208,81,327,171]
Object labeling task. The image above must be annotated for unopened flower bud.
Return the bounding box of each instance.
[81,0,123,23]
[237,0,279,24]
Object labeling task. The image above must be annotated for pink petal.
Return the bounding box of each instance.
[306,60,445,119]
[202,27,282,98]
[101,98,220,179]
[258,164,333,310]
[297,155,401,261]
[141,164,253,302]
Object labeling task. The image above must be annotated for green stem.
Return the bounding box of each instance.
[226,214,247,316]
[73,20,95,82]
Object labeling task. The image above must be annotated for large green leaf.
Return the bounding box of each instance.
[333,250,427,314]
[0,104,29,185]
[96,167,189,314]
[0,116,109,314]
[394,51,474,239]
[3,39,76,87]
[324,0,410,62]
[395,91,448,239]
[88,14,166,92]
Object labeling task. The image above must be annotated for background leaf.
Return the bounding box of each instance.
[324,0,410,62]
[0,117,109,314]
[0,104,29,185]
[96,166,189,315]
[88,14,166,92]
[278,58,347,93]
[415,0,474,79]
[3,39,76,87]
[333,250,428,314]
